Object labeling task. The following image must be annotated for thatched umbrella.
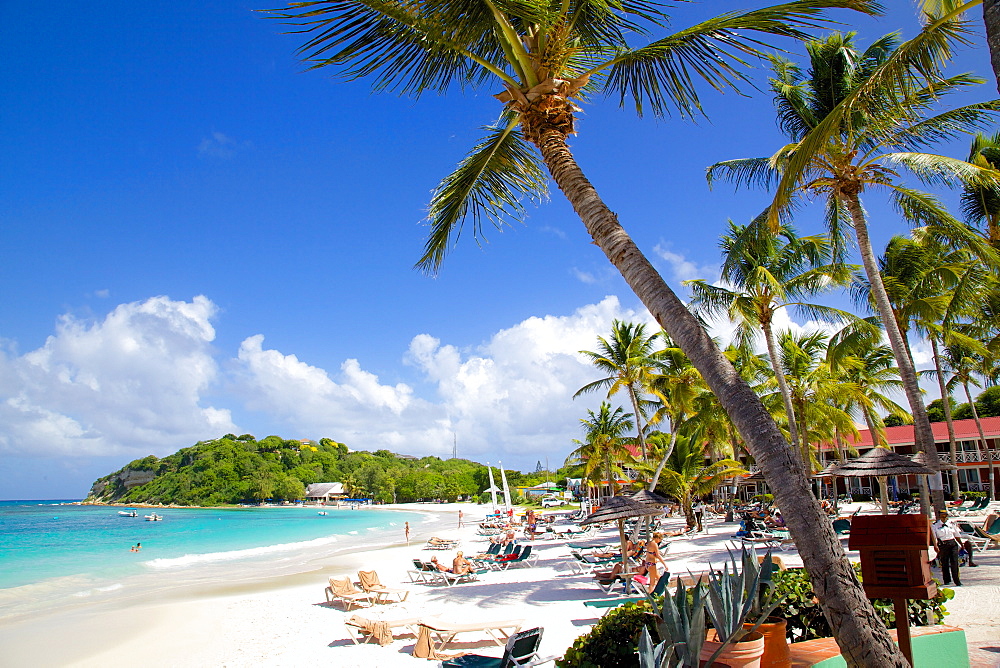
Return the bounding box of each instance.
[630,489,671,506]
[815,461,841,511]
[580,495,662,576]
[833,448,938,514]
[912,451,956,471]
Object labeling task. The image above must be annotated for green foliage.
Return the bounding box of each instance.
[87,435,491,506]
[883,413,907,427]
[772,566,952,642]
[557,600,658,668]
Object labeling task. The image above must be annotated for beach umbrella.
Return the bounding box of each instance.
[816,461,841,511]
[486,464,499,513]
[833,448,937,515]
[912,451,956,471]
[630,489,671,506]
[580,495,662,577]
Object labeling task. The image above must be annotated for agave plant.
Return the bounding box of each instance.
[638,578,707,668]
[703,547,781,665]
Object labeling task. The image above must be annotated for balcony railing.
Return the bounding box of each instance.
[937,450,1000,464]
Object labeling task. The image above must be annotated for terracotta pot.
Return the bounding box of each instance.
[744,618,790,668]
[700,630,765,668]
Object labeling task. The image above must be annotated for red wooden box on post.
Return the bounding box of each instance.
[848,514,937,666]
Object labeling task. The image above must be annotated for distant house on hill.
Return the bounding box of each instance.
[305,482,345,504]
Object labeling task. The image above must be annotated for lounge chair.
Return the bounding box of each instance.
[408,559,485,586]
[957,522,990,553]
[973,525,1000,550]
[425,538,460,550]
[344,613,426,645]
[565,549,618,575]
[357,569,410,603]
[500,545,537,569]
[438,626,556,667]
[325,576,378,611]
[583,571,670,610]
[832,518,851,535]
[418,618,525,653]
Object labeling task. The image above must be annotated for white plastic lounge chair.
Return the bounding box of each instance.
[418,618,525,653]
[325,576,377,610]
[358,569,410,603]
[344,613,428,645]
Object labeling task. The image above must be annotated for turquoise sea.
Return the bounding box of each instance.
[0,500,427,621]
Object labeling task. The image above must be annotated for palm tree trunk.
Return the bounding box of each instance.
[844,194,945,515]
[862,410,890,515]
[986,0,1000,94]
[627,385,649,463]
[763,320,804,469]
[931,337,962,496]
[530,125,908,666]
[649,428,678,491]
[962,380,995,499]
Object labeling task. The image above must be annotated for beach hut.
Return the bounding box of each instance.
[304,482,345,505]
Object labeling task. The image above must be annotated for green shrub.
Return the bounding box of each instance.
[557,601,658,668]
[960,491,986,499]
[773,566,952,642]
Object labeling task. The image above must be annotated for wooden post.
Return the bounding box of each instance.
[893,598,912,666]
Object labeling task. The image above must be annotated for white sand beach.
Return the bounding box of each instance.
[0,503,996,667]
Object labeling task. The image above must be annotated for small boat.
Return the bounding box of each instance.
[317,511,328,516]
[118,510,138,517]
[144,514,163,521]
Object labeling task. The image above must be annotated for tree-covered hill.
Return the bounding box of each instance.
[86,434,581,506]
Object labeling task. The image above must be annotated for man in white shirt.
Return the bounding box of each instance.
[692,500,705,532]
[932,510,963,586]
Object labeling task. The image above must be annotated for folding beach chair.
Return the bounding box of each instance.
[358,569,410,603]
[325,576,378,611]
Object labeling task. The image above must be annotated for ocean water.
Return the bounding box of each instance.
[0,500,426,620]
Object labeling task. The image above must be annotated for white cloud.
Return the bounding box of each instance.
[571,267,598,284]
[0,296,235,458]
[652,243,719,284]
[198,132,252,159]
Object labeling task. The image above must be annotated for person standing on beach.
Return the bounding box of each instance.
[932,510,963,586]
[692,499,706,532]
[458,509,464,528]
[405,522,410,545]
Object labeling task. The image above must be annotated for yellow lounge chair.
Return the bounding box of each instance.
[417,618,524,653]
[357,569,410,603]
[325,576,377,611]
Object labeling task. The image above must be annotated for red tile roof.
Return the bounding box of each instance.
[840,416,1000,448]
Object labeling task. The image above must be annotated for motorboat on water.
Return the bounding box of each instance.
[144,513,163,521]
[118,510,138,517]
[317,511,328,516]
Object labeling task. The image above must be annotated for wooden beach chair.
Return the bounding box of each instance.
[325,576,377,611]
[357,569,410,603]
[417,617,524,653]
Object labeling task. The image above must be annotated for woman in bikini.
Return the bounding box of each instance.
[643,532,668,589]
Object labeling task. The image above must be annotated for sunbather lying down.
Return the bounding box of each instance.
[427,536,455,544]
[428,554,474,575]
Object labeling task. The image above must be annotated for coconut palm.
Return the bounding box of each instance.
[565,402,636,499]
[576,320,660,462]
[942,343,1000,498]
[707,28,1000,513]
[268,1,920,661]
[654,432,746,530]
[961,131,1000,243]
[919,1,1000,94]
[686,220,856,462]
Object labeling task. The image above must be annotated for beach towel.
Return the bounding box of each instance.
[358,570,385,591]
[330,577,364,596]
[410,624,462,660]
[346,614,393,646]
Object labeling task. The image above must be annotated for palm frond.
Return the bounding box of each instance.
[417,114,547,274]
[706,157,779,191]
[599,1,883,118]
[886,100,1000,152]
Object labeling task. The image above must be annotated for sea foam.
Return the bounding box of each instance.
[142,534,342,570]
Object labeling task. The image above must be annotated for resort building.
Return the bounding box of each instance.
[304,482,346,504]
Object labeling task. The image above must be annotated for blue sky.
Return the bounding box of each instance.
[1,2,994,499]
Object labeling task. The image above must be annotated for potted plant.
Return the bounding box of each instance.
[638,579,708,668]
[701,547,781,668]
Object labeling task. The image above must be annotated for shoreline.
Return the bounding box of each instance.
[1,503,996,667]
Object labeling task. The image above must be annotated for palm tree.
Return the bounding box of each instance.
[942,343,1000,499]
[961,131,1000,243]
[268,1,921,661]
[708,28,1000,514]
[919,1,1000,94]
[644,336,704,489]
[564,402,635,500]
[576,321,660,462]
[686,220,856,463]
[654,432,746,530]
